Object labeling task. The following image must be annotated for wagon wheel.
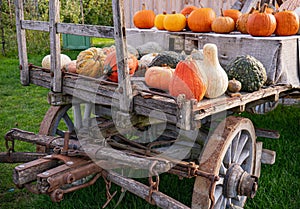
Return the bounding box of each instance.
[192,116,258,209]
[39,103,93,137]
[246,101,279,114]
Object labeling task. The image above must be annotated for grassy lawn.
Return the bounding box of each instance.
[0,54,299,209]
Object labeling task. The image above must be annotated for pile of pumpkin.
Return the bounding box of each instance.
[133,2,300,37]
[41,41,268,102]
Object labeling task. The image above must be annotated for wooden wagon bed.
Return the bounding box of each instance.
[28,65,297,130]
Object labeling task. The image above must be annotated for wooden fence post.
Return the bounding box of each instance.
[15,0,29,85]
[112,0,133,114]
[49,0,62,93]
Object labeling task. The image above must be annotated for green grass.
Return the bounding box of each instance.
[0,54,299,209]
[91,38,115,48]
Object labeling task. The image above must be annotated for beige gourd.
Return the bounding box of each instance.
[145,66,174,91]
[200,43,228,98]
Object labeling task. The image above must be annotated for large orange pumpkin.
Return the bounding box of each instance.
[247,4,277,36]
[169,59,207,101]
[211,9,235,33]
[274,10,299,36]
[187,8,216,32]
[103,51,138,82]
[133,4,155,29]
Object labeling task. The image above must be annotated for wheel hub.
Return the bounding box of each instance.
[224,163,258,198]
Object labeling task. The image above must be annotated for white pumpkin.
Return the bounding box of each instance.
[140,53,158,66]
[41,54,72,69]
[200,43,228,99]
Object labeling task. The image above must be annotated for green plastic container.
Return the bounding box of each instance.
[62,34,90,50]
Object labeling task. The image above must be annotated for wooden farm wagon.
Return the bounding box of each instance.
[1,0,300,209]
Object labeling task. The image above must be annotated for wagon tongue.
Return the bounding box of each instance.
[224,163,258,199]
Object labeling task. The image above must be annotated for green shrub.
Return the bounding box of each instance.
[0,0,113,57]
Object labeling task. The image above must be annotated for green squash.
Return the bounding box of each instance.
[135,42,164,58]
[148,51,186,69]
[225,55,267,92]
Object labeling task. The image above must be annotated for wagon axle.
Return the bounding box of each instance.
[224,163,258,199]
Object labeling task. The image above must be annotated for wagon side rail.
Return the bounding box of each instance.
[15,0,132,113]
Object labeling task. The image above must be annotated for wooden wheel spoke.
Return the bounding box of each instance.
[219,162,227,175]
[231,196,246,207]
[214,186,224,206]
[227,198,231,206]
[214,186,228,209]
[73,104,83,129]
[231,131,241,163]
[224,144,232,166]
[56,129,65,137]
[233,133,249,163]
[237,150,250,165]
[62,112,75,132]
[221,198,228,209]
[216,177,224,186]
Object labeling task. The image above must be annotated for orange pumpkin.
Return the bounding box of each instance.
[164,11,187,32]
[187,8,216,32]
[236,7,256,34]
[169,59,207,101]
[247,4,277,36]
[223,9,242,24]
[63,60,77,73]
[274,10,299,36]
[181,5,198,17]
[212,9,235,33]
[133,4,155,29]
[103,51,138,82]
[181,5,198,30]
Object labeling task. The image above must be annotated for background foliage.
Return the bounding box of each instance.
[0,0,113,57]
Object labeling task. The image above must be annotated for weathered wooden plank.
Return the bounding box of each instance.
[0,152,47,163]
[57,23,114,38]
[15,0,29,85]
[254,142,263,178]
[255,128,280,139]
[63,86,115,107]
[49,0,62,93]
[176,95,196,130]
[29,69,54,90]
[194,85,292,120]
[112,0,133,114]
[105,170,190,209]
[134,95,177,115]
[21,20,114,38]
[261,149,276,165]
[134,105,177,124]
[21,20,49,32]
[241,0,260,13]
[13,158,59,185]
[5,128,80,149]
